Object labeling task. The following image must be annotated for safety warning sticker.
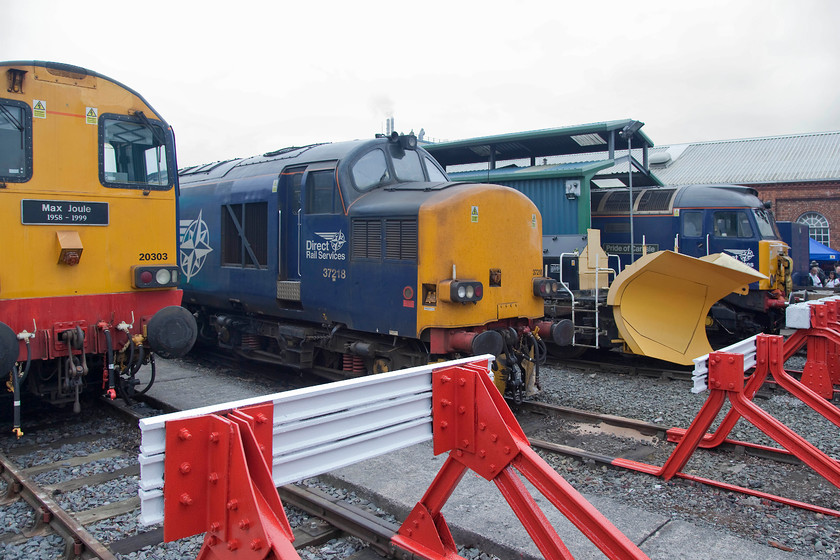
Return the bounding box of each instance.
[33,100,46,119]
[471,206,479,223]
[85,107,98,125]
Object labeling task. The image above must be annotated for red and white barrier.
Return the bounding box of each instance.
[138,356,648,560]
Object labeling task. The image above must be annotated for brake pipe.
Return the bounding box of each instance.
[11,324,35,438]
[132,338,145,376]
[98,322,116,399]
[16,321,35,383]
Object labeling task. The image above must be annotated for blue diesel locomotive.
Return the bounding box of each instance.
[590,184,791,340]
[177,134,562,391]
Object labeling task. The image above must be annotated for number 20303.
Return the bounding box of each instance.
[139,252,168,261]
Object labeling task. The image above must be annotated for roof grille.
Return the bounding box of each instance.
[637,189,676,212]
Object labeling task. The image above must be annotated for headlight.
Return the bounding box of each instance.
[132,266,180,289]
[156,269,172,285]
[440,280,484,303]
[533,277,560,298]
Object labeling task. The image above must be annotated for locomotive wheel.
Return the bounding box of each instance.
[0,322,18,375]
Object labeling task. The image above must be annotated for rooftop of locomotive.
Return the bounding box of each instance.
[1,60,169,124]
[592,183,765,215]
[178,135,439,186]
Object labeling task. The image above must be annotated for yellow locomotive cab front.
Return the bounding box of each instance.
[415,183,547,354]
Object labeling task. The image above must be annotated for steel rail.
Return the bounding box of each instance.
[529,438,840,518]
[277,485,419,559]
[0,451,117,560]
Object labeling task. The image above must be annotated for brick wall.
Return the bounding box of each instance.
[749,181,840,249]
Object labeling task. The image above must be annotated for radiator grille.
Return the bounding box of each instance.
[352,218,417,261]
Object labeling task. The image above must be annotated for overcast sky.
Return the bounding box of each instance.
[5,0,840,167]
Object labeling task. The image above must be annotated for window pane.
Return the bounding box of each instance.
[713,211,739,237]
[737,213,753,238]
[102,118,171,188]
[221,202,268,268]
[0,103,27,179]
[244,202,268,267]
[306,170,339,214]
[352,149,389,191]
[797,212,831,245]
[222,205,243,266]
[424,157,448,182]
[391,146,424,182]
[752,208,778,239]
[681,211,703,237]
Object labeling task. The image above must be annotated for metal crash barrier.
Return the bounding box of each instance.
[138,356,648,560]
[615,330,840,516]
[782,296,840,399]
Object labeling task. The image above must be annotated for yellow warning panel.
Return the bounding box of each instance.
[607,251,766,365]
[33,99,46,118]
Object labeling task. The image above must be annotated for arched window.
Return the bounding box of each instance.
[797,212,831,245]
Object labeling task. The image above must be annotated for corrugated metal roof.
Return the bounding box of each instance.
[648,131,840,185]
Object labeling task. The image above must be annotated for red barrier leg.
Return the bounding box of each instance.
[665,359,768,449]
[393,362,649,560]
[623,348,840,493]
[164,403,300,560]
[824,299,840,384]
[802,333,833,399]
[760,334,840,428]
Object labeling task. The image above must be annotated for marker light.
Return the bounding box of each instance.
[133,266,180,289]
[533,277,560,298]
[440,280,483,303]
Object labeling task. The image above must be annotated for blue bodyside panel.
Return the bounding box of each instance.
[594,212,765,273]
[298,214,417,336]
[179,176,282,315]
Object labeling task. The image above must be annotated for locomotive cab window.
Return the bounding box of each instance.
[305,169,342,214]
[0,99,32,182]
[390,144,424,182]
[681,211,703,237]
[424,156,448,182]
[100,114,173,189]
[753,208,780,239]
[712,211,753,238]
[352,149,390,191]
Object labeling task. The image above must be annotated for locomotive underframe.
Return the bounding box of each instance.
[194,306,432,379]
[190,305,553,382]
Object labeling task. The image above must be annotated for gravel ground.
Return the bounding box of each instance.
[529,356,840,557]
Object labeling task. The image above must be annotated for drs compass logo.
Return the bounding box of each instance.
[179,210,214,282]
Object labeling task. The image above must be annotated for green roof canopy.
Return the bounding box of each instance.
[424,119,655,168]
